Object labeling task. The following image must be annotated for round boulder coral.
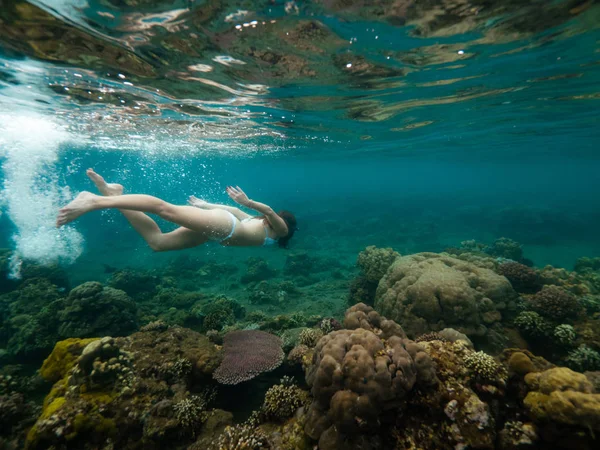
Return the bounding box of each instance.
[343,302,406,339]
[375,253,517,337]
[304,327,437,446]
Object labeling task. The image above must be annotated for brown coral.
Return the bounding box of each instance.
[213,330,284,385]
[356,245,400,283]
[497,262,541,293]
[343,302,406,339]
[304,327,437,447]
[524,367,600,431]
[528,285,582,321]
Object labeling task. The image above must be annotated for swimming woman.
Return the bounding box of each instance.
[55,169,297,251]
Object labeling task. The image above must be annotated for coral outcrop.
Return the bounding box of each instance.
[213,330,284,385]
[375,252,517,338]
[303,321,438,448]
[25,326,220,449]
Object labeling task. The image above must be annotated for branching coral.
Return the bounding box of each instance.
[357,245,400,283]
[552,324,576,347]
[497,262,540,293]
[529,285,581,321]
[565,345,600,372]
[298,328,323,348]
[463,351,505,382]
[209,424,269,450]
[514,311,552,339]
[262,381,309,420]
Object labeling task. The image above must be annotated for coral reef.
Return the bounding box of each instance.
[298,328,323,348]
[565,345,600,372]
[524,367,600,431]
[304,324,438,447]
[213,330,284,385]
[262,378,309,421]
[375,252,517,338]
[25,326,220,449]
[240,257,276,284]
[529,285,582,321]
[356,245,400,283]
[497,261,541,293]
[343,302,407,339]
[463,351,505,382]
[486,237,524,261]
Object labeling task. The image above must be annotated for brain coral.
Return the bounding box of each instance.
[375,252,517,337]
[304,327,437,448]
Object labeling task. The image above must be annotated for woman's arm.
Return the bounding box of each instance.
[187,196,251,220]
[226,186,289,237]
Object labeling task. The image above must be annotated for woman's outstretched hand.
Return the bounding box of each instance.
[226,186,250,206]
[188,195,208,208]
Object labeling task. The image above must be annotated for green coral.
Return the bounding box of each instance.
[553,324,576,347]
[196,297,245,331]
[565,345,600,372]
[357,245,400,283]
[514,311,552,338]
[39,338,100,382]
[464,351,503,382]
[210,424,268,450]
[298,328,323,348]
[173,392,214,429]
[262,381,309,420]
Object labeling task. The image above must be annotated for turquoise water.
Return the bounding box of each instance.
[2,2,600,448]
[0,3,599,317]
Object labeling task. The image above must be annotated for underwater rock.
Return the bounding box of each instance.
[213,330,284,385]
[283,252,335,278]
[356,245,400,283]
[26,326,220,449]
[375,252,517,338]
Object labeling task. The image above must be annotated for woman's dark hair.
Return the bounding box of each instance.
[276,210,297,249]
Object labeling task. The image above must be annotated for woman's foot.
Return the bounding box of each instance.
[56,192,98,227]
[86,168,123,196]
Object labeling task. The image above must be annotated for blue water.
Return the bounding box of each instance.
[0,0,599,278]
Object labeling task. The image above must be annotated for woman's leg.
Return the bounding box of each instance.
[57,190,234,240]
[86,169,209,251]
